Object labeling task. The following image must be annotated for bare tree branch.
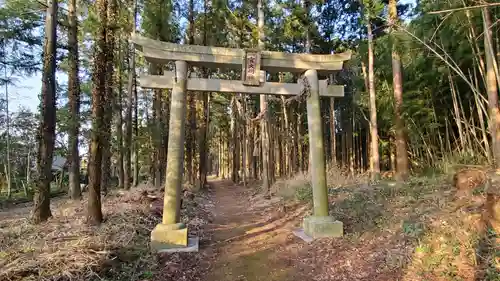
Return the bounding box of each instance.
[428,3,500,14]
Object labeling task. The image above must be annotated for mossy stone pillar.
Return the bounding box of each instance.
[303,69,343,238]
[150,60,189,250]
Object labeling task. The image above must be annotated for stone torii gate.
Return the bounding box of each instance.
[131,34,351,251]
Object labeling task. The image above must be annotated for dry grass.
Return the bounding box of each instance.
[272,170,498,281]
[0,185,214,281]
[272,165,367,201]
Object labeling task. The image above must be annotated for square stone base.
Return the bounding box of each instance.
[150,222,188,250]
[157,237,199,253]
[303,216,343,238]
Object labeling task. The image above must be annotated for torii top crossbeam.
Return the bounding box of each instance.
[131,34,351,74]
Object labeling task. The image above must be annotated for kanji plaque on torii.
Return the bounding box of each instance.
[131,33,351,252]
[242,49,261,86]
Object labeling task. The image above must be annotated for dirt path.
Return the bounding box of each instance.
[202,180,310,281]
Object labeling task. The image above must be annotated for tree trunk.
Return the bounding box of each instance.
[281,95,291,176]
[367,20,380,180]
[329,96,336,166]
[153,81,163,187]
[87,0,107,225]
[115,37,124,189]
[347,114,354,175]
[124,0,137,189]
[230,97,240,183]
[292,106,299,172]
[197,0,210,189]
[132,81,139,187]
[67,0,81,200]
[160,89,170,185]
[257,0,270,195]
[184,0,196,185]
[101,0,117,194]
[482,7,500,168]
[32,0,57,223]
[389,0,409,181]
[241,95,247,186]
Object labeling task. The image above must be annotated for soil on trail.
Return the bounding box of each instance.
[202,180,311,281]
[201,180,412,281]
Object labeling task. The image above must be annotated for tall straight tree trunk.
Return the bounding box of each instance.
[483,7,500,168]
[160,90,170,184]
[367,20,380,180]
[68,0,81,200]
[292,107,299,172]
[329,96,336,166]
[241,95,247,186]
[257,0,270,196]
[101,0,117,194]
[389,0,409,181]
[132,79,139,186]
[32,0,57,223]
[152,67,163,187]
[230,97,240,183]
[124,0,137,189]
[347,113,354,175]
[197,0,210,189]
[184,0,196,185]
[88,0,107,225]
[250,123,257,179]
[115,37,124,189]
[281,95,290,175]
[298,113,304,172]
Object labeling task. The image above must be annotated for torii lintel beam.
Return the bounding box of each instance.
[138,73,345,97]
[131,34,352,74]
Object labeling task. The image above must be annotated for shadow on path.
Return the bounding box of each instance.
[201,180,309,281]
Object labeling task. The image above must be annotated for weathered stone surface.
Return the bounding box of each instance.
[150,222,188,249]
[303,216,343,238]
[157,237,200,253]
[305,69,329,217]
[131,34,351,73]
[138,73,345,97]
[161,60,188,225]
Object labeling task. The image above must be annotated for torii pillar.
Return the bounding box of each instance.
[301,69,343,239]
[150,60,191,250]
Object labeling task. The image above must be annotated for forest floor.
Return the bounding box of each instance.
[201,178,499,281]
[0,176,498,281]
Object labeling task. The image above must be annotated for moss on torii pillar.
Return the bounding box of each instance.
[150,60,189,250]
[302,69,343,238]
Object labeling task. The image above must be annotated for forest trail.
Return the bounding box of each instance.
[202,180,311,281]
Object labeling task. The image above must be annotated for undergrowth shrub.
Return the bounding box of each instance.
[434,149,488,175]
[272,165,366,202]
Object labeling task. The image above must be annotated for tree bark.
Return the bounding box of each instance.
[257,0,270,196]
[367,20,380,180]
[185,0,196,185]
[124,0,137,189]
[101,0,117,194]
[88,0,108,225]
[197,0,210,189]
[67,0,81,200]
[115,37,124,189]
[329,96,336,165]
[230,97,240,183]
[153,71,163,187]
[389,0,409,181]
[32,0,58,223]
[483,7,500,168]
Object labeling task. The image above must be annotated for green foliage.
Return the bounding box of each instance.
[294,183,313,202]
[0,0,44,84]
